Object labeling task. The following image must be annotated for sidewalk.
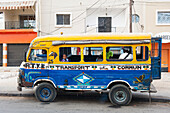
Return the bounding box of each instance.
[0,67,170,101]
[0,67,34,96]
[133,72,170,102]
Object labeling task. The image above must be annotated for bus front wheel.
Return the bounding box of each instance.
[109,84,132,106]
[35,83,57,102]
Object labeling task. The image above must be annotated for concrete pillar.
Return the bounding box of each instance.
[168,49,170,72]
[3,43,7,67]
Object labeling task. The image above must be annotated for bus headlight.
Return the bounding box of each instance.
[19,69,24,75]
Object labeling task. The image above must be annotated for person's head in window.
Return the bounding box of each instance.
[106,47,110,53]
[119,47,133,60]
[123,47,129,53]
[62,54,69,62]
[42,50,47,55]
[106,47,113,59]
[40,50,47,57]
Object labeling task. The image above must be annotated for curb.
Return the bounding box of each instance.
[0,92,170,103]
[133,96,170,103]
[151,98,170,102]
[0,93,34,97]
[0,67,19,72]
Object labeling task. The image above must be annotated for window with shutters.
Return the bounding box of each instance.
[55,13,72,27]
[98,17,111,32]
[156,10,170,25]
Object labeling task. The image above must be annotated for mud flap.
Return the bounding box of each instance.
[140,84,157,93]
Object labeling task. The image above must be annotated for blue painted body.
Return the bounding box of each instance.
[20,64,152,91]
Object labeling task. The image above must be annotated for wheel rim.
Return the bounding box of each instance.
[114,90,127,103]
[40,88,51,99]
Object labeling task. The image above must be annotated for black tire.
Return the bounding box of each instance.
[108,84,132,106]
[35,83,57,102]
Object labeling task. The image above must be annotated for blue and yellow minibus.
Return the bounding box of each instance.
[17,34,162,105]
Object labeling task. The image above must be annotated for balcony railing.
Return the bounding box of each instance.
[96,27,116,33]
[5,21,36,29]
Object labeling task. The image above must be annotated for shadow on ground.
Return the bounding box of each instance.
[51,91,170,105]
[1,90,170,107]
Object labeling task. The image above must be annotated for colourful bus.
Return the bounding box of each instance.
[17,34,161,105]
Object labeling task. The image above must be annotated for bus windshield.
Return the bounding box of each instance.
[28,49,47,61]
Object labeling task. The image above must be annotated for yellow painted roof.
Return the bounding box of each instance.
[33,34,151,42]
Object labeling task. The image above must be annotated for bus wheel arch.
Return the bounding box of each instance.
[34,79,57,88]
[107,81,131,90]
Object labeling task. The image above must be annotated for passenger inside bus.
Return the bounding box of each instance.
[61,54,69,62]
[59,47,81,62]
[106,47,133,61]
[106,47,113,59]
[29,49,47,61]
[119,47,133,60]
[36,50,47,61]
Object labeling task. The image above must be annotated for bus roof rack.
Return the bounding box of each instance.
[52,40,150,46]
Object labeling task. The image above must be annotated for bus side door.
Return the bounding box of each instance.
[151,38,162,79]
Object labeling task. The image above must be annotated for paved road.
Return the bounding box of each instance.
[0,71,170,113]
[0,92,170,113]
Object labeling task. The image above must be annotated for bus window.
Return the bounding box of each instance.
[151,42,159,57]
[136,46,149,61]
[106,47,133,61]
[83,47,103,62]
[28,49,47,61]
[59,47,81,62]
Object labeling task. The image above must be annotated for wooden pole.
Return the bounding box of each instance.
[129,0,133,33]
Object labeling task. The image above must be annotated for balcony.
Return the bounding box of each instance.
[5,21,36,29]
[96,27,116,33]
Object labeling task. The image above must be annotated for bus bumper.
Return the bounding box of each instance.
[17,73,22,91]
[140,84,157,93]
[17,85,22,91]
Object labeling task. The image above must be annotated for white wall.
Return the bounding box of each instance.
[0,12,5,29]
[40,0,131,36]
[86,7,127,33]
[40,0,167,36]
[144,2,170,35]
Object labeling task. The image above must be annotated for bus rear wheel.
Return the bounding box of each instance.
[35,83,57,102]
[109,84,132,106]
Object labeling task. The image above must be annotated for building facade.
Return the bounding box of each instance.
[0,0,170,71]
[0,0,37,66]
[39,0,144,36]
[144,1,170,72]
